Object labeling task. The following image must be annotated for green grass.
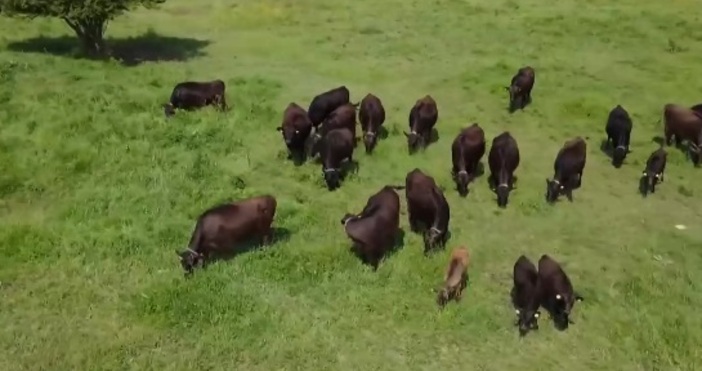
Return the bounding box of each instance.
[1,0,702,369]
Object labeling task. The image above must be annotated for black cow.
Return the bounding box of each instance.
[307,86,351,129]
[359,93,386,154]
[175,195,277,275]
[605,105,633,168]
[506,66,535,111]
[405,168,450,255]
[640,148,667,196]
[451,124,486,196]
[163,80,227,117]
[405,95,438,153]
[340,185,403,270]
[319,128,355,190]
[546,137,587,203]
[538,254,584,330]
[488,132,520,208]
[512,255,541,337]
[311,103,358,154]
[663,104,702,166]
[277,103,313,160]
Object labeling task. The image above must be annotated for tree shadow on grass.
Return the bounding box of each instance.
[6,31,210,67]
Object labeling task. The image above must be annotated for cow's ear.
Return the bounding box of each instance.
[276,126,283,132]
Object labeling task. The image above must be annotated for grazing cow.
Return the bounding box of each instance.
[307,86,351,129]
[312,103,358,152]
[640,148,667,196]
[436,246,470,307]
[506,66,535,111]
[546,137,587,203]
[605,105,633,168]
[319,128,355,190]
[359,93,386,154]
[163,80,227,117]
[663,104,702,166]
[405,168,450,254]
[512,255,541,337]
[538,254,584,330]
[451,123,486,196]
[340,185,403,270]
[405,95,438,153]
[175,195,277,275]
[276,103,313,160]
[488,132,520,208]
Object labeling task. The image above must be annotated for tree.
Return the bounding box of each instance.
[0,0,166,56]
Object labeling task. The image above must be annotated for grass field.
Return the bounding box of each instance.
[2,0,702,369]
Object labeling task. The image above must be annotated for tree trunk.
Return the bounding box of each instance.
[63,17,109,58]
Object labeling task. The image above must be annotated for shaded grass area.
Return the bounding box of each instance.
[1,0,702,369]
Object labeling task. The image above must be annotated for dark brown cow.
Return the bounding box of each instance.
[405,168,450,254]
[340,185,403,270]
[512,255,541,337]
[175,195,277,275]
[605,105,633,168]
[312,103,358,150]
[405,95,438,153]
[276,103,313,160]
[640,148,667,196]
[164,80,227,117]
[359,93,386,154]
[318,128,355,190]
[307,86,351,129]
[538,254,584,330]
[488,131,520,208]
[663,103,702,166]
[436,246,469,307]
[451,123,486,196]
[506,66,535,112]
[546,137,587,203]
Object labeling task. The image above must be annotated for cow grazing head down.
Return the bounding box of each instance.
[551,293,584,329]
[454,170,470,196]
[641,170,661,196]
[164,103,176,117]
[404,131,422,152]
[515,308,541,336]
[323,167,341,190]
[545,178,563,203]
[364,131,378,154]
[175,248,204,275]
[496,183,511,208]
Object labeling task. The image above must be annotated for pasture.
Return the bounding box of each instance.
[1,0,702,369]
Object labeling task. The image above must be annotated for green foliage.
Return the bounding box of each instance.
[0,0,165,20]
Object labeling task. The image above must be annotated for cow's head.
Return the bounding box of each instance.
[551,293,584,329]
[613,145,627,167]
[545,178,563,203]
[277,125,305,148]
[175,248,204,275]
[454,170,470,196]
[323,167,341,190]
[404,130,421,153]
[436,286,451,307]
[164,103,176,117]
[423,227,444,254]
[363,131,378,154]
[496,183,511,208]
[506,84,520,105]
[641,170,660,196]
[515,308,541,337]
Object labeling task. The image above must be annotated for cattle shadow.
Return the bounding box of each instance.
[652,136,666,146]
[289,151,308,167]
[6,31,209,66]
[599,138,613,157]
[206,227,291,265]
[378,126,390,140]
[638,176,651,197]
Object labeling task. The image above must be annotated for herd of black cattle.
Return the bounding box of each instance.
[165,66,702,337]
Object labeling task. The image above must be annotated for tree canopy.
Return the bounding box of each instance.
[0,0,166,56]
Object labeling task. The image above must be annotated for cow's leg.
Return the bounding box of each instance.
[219,95,228,111]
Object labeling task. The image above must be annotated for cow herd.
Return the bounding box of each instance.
[169,66,702,337]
